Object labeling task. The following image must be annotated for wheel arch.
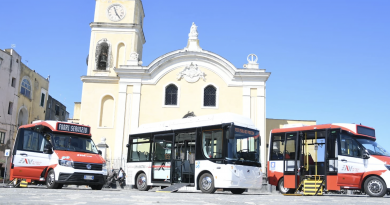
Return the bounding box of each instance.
[275,176,284,191]
[361,174,387,192]
[196,170,213,190]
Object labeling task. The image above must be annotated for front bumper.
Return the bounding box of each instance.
[57,172,106,185]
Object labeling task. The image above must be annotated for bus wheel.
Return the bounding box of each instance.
[199,173,216,194]
[278,178,293,194]
[231,189,246,194]
[46,170,59,189]
[364,176,387,197]
[137,173,150,191]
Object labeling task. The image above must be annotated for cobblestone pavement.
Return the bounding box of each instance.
[0,186,389,205]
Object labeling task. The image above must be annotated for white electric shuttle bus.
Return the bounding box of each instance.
[126,113,262,194]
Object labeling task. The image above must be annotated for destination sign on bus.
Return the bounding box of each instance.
[235,128,255,135]
[57,123,90,134]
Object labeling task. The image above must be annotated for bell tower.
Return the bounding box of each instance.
[86,0,145,76]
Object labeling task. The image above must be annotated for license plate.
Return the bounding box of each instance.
[84,175,94,180]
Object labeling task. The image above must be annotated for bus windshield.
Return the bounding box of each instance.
[52,134,98,154]
[228,127,260,162]
[356,138,390,157]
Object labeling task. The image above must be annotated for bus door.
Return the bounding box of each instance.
[151,133,174,184]
[12,128,51,179]
[337,133,365,188]
[325,129,340,191]
[283,132,299,189]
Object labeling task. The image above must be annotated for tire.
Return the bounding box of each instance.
[46,170,59,189]
[278,178,295,194]
[199,173,216,194]
[91,185,104,190]
[231,189,246,194]
[136,173,150,191]
[364,176,387,197]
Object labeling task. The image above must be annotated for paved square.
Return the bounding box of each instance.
[0,186,389,205]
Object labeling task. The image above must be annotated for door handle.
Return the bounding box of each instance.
[341,159,347,162]
[20,153,28,156]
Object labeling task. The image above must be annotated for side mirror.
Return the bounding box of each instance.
[363,150,370,159]
[126,144,130,148]
[43,145,53,154]
[98,150,102,155]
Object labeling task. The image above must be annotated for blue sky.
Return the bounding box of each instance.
[1,0,389,150]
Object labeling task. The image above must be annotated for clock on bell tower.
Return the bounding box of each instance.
[86,0,145,76]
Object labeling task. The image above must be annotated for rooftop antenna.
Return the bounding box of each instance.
[25,60,29,66]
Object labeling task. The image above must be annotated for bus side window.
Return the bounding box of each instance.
[202,130,223,159]
[340,134,362,158]
[21,130,44,152]
[128,134,151,162]
[270,134,285,160]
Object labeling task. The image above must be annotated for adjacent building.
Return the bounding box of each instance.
[0,49,21,178]
[45,95,69,122]
[16,62,50,127]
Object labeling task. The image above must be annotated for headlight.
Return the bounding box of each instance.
[59,160,73,167]
[385,164,390,171]
[102,162,107,170]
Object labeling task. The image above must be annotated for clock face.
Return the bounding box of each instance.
[107,4,126,22]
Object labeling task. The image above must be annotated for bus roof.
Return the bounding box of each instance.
[131,113,257,135]
[19,121,91,136]
[271,123,375,140]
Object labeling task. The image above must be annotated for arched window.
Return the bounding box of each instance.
[21,79,31,98]
[165,84,178,105]
[116,43,125,68]
[99,95,114,127]
[204,85,216,107]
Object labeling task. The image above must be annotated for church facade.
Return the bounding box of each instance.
[74,0,271,172]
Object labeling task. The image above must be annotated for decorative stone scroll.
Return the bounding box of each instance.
[177,62,206,83]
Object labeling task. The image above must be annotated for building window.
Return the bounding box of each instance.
[40,93,45,107]
[11,78,16,87]
[48,102,51,109]
[0,132,5,144]
[55,105,60,116]
[8,102,13,115]
[165,84,178,105]
[203,85,216,107]
[21,79,31,98]
[62,110,64,116]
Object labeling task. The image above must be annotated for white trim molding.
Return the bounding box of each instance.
[162,82,180,108]
[201,83,219,109]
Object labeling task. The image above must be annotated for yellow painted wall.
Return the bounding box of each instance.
[79,82,119,156]
[73,103,81,119]
[139,66,243,125]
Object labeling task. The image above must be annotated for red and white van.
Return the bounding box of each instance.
[267,123,390,197]
[10,121,107,189]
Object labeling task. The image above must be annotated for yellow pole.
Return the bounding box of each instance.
[305,133,308,172]
[315,132,317,176]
